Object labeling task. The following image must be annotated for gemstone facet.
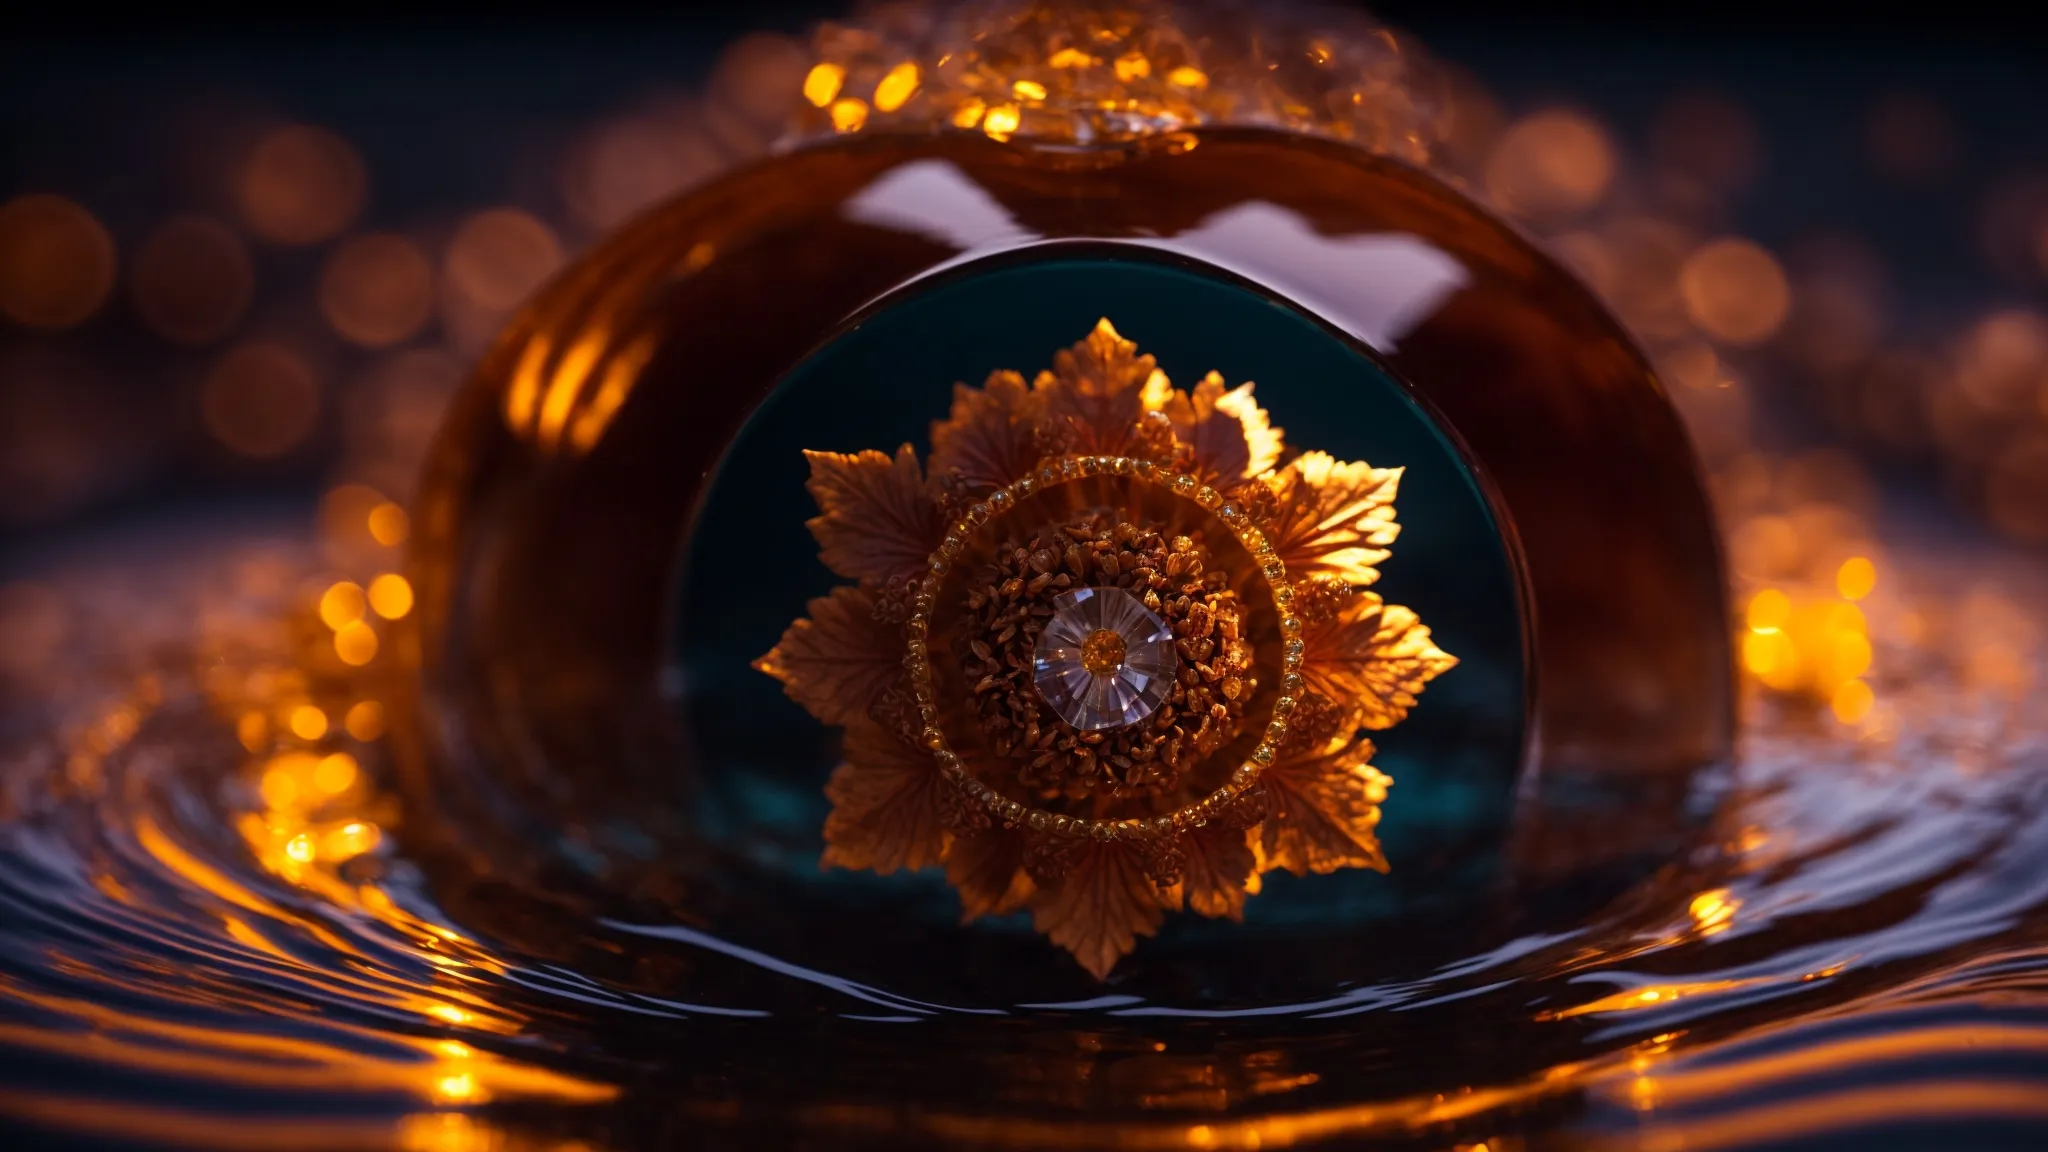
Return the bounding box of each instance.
[1033,586,1178,731]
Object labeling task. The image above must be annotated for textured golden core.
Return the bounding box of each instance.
[1079,627,1129,676]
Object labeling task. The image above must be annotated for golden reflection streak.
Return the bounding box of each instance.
[801,1057,1606,1150]
[158,697,524,1036]
[535,330,610,451]
[1537,979,1759,1020]
[0,986,614,1104]
[220,805,522,1029]
[513,239,676,450]
[1624,1081,2048,1152]
[781,1019,2048,1150]
[567,332,659,454]
[502,333,555,432]
[0,1090,397,1152]
[1605,1022,2048,1110]
[133,815,365,960]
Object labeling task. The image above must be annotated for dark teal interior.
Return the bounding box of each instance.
[673,253,1527,938]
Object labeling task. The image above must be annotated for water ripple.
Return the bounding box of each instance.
[2,522,2045,1149]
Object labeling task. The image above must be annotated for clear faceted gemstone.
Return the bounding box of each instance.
[1033,586,1178,731]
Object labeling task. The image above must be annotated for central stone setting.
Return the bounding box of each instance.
[1034,586,1178,732]
[1079,628,1128,676]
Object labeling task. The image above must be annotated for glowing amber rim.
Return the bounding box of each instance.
[901,454,1306,842]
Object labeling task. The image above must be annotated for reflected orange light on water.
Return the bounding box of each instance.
[1689,888,1741,936]
[1539,979,1761,1021]
[1741,587,1873,704]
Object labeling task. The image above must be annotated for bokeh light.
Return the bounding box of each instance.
[319,484,390,552]
[368,501,410,548]
[1679,237,1791,346]
[367,573,413,621]
[1782,235,1890,375]
[1950,310,2048,413]
[0,194,117,329]
[1986,436,2048,543]
[1866,91,1957,185]
[237,125,368,245]
[289,705,329,741]
[445,209,564,313]
[1978,175,2048,287]
[706,32,809,129]
[0,347,131,528]
[319,582,368,630]
[130,215,255,345]
[335,620,379,666]
[1650,92,1760,212]
[344,700,386,742]
[0,581,68,684]
[1484,110,1616,218]
[1836,556,1879,601]
[320,234,435,348]
[559,106,729,234]
[201,342,321,458]
[346,350,465,495]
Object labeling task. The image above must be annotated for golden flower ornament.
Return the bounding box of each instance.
[756,319,1457,977]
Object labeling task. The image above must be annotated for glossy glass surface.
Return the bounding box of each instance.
[675,254,1527,950]
[411,128,1730,917]
[1034,586,1178,732]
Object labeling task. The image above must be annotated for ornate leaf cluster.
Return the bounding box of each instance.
[755,318,1456,978]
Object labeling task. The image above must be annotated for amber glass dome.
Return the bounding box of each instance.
[403,117,1729,992]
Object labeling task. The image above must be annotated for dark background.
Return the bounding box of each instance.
[3,2,2046,559]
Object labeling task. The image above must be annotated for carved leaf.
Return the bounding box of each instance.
[1033,318,1165,456]
[1030,840,1180,979]
[753,586,903,727]
[803,445,945,583]
[946,830,1035,922]
[1181,823,1260,921]
[821,722,950,874]
[1257,451,1403,586]
[930,369,1045,492]
[1163,371,1284,482]
[1259,734,1393,876]
[1301,592,1458,730]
